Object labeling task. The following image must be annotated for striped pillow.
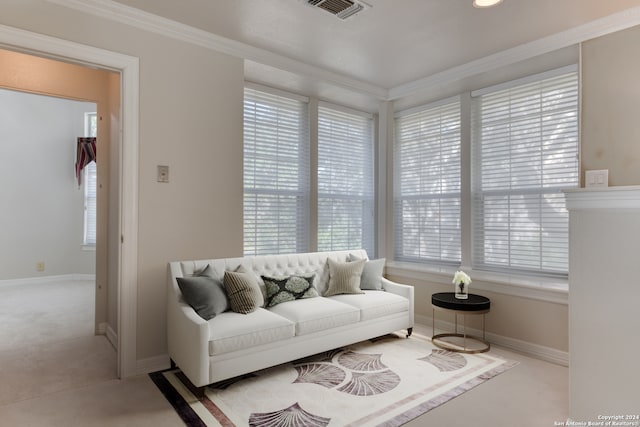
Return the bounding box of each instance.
[324,258,366,297]
[223,266,264,314]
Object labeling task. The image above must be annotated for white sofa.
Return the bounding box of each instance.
[167,249,414,388]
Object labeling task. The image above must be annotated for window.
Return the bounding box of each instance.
[243,86,310,255]
[83,112,97,246]
[471,66,579,277]
[317,103,375,254]
[393,98,461,264]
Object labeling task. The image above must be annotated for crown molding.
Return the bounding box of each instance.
[45,0,640,103]
[45,0,388,100]
[388,5,640,100]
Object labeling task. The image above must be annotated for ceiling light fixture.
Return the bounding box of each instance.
[473,0,504,8]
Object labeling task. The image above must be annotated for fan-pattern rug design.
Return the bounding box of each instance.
[150,333,516,427]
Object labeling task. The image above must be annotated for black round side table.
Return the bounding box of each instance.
[431,292,491,354]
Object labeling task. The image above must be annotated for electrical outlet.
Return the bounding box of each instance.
[585,169,608,188]
[36,261,45,272]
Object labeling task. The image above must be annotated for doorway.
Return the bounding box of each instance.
[0,24,140,378]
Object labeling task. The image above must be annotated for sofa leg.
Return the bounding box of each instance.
[174,371,207,400]
[406,327,413,338]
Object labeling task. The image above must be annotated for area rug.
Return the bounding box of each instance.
[150,333,516,427]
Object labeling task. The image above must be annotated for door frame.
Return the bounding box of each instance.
[0,23,139,378]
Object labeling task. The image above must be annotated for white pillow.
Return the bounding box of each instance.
[324,258,366,297]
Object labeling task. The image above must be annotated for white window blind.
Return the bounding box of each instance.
[393,99,461,264]
[83,112,97,246]
[471,66,579,277]
[243,86,310,255]
[317,103,374,255]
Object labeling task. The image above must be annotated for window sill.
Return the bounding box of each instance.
[384,261,568,305]
[82,245,96,251]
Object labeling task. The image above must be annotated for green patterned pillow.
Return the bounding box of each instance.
[261,274,318,308]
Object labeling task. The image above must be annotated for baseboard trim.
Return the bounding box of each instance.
[136,354,171,376]
[105,324,118,350]
[415,314,569,366]
[0,274,96,287]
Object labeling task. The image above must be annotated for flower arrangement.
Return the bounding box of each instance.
[452,270,471,299]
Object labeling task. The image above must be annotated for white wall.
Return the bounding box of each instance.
[0,88,96,279]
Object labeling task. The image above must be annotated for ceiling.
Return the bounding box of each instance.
[111,0,640,109]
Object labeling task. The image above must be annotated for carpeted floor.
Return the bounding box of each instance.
[151,332,516,427]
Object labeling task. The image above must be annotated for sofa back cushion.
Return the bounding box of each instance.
[176,250,369,299]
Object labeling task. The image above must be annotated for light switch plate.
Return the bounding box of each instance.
[585,169,608,188]
[157,165,169,183]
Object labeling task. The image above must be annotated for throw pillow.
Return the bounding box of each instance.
[223,266,264,314]
[348,254,386,290]
[262,274,318,308]
[324,258,366,297]
[176,275,229,320]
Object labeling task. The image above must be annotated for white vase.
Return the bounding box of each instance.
[455,282,468,299]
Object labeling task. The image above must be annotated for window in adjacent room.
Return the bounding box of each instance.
[243,85,310,256]
[471,65,579,277]
[317,103,375,254]
[83,111,97,247]
[393,98,462,264]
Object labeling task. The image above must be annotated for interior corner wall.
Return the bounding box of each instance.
[0,1,244,361]
[581,24,640,186]
[0,88,96,279]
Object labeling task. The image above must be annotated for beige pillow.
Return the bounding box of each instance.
[223,266,264,314]
[324,258,366,297]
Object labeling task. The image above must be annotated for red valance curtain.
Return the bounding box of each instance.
[75,137,96,186]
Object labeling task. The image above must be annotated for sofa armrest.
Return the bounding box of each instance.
[167,263,210,387]
[381,277,415,327]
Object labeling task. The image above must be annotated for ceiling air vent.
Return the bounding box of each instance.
[306,0,370,20]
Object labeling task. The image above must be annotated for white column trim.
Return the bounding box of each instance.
[564,186,640,210]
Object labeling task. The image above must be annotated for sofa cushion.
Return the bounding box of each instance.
[176,275,228,320]
[324,258,366,297]
[262,274,319,308]
[348,254,385,290]
[269,297,360,336]
[224,266,264,314]
[328,291,409,321]
[207,308,295,356]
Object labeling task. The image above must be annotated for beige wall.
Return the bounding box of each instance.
[581,24,640,186]
[1,1,244,360]
[0,49,117,334]
[2,1,638,364]
[386,273,569,352]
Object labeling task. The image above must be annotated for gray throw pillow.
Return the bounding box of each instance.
[262,274,318,308]
[348,254,386,290]
[176,275,229,320]
[324,258,366,297]
[223,266,264,314]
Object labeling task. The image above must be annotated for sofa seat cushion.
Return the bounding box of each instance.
[269,297,360,336]
[208,308,295,356]
[328,291,409,321]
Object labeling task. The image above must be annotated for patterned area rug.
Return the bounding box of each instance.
[150,333,516,427]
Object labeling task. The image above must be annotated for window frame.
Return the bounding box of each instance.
[243,84,311,256]
[471,65,579,278]
[393,97,462,265]
[83,112,97,248]
[317,101,375,255]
